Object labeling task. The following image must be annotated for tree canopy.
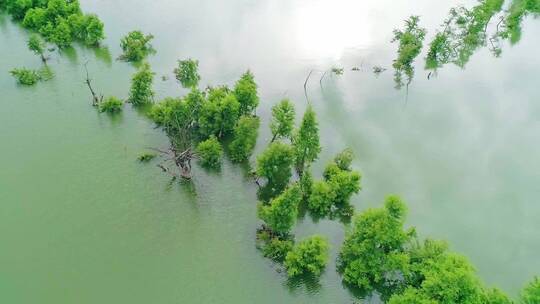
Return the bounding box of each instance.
[233,70,259,115]
[293,105,321,176]
[119,30,155,62]
[174,59,201,89]
[229,115,260,162]
[129,62,154,105]
[284,235,330,277]
[270,99,296,142]
[258,184,302,235]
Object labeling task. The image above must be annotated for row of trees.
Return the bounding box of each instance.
[338,195,540,303]
[1,0,105,48]
[393,0,539,88]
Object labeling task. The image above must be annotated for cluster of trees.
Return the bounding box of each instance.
[338,195,540,303]
[1,0,104,48]
[147,58,260,177]
[9,34,54,86]
[255,99,362,279]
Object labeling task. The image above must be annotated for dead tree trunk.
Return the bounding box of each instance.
[83,61,103,107]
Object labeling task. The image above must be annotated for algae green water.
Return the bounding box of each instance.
[1,0,540,303]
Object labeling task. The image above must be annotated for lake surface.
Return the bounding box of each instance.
[1,0,540,303]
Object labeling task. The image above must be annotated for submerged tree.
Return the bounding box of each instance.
[258,184,302,235]
[234,70,259,115]
[284,235,330,277]
[119,30,155,62]
[27,34,48,63]
[229,115,260,162]
[9,0,105,48]
[521,276,540,304]
[270,99,296,143]
[293,105,321,177]
[392,16,426,89]
[196,136,223,168]
[98,96,123,113]
[338,195,415,299]
[198,87,240,138]
[128,62,154,105]
[256,141,295,188]
[9,68,41,85]
[174,58,201,89]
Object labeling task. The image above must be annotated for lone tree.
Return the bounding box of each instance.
[28,34,47,63]
[270,99,295,142]
[119,30,155,62]
[293,105,321,177]
[258,184,302,235]
[256,141,294,188]
[234,70,259,115]
[229,115,260,162]
[174,58,201,88]
[129,62,154,105]
[284,235,330,277]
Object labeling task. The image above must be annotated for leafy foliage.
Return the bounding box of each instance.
[426,0,505,70]
[497,0,540,47]
[27,33,45,57]
[198,87,240,138]
[257,229,294,262]
[284,235,329,277]
[129,62,154,105]
[174,58,201,89]
[338,195,414,298]
[9,66,53,85]
[392,16,426,89]
[5,0,105,47]
[119,30,154,62]
[257,184,302,234]
[98,96,123,113]
[306,149,361,218]
[270,99,295,142]
[196,136,223,168]
[293,105,321,176]
[233,70,259,115]
[229,115,260,162]
[256,141,295,187]
[9,67,41,85]
[521,277,540,304]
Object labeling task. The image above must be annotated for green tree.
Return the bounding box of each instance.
[49,18,73,48]
[521,277,540,304]
[339,195,414,298]
[293,105,321,176]
[234,70,259,115]
[333,148,354,171]
[307,181,336,216]
[70,14,104,46]
[229,115,260,162]
[27,34,47,63]
[484,288,513,304]
[174,58,201,88]
[119,30,154,62]
[98,96,123,113]
[270,99,295,142]
[129,62,154,105]
[196,136,223,168]
[284,235,329,277]
[6,0,33,20]
[257,184,302,234]
[22,7,48,30]
[198,89,240,138]
[256,141,294,187]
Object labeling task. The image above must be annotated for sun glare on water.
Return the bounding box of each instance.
[294,0,372,60]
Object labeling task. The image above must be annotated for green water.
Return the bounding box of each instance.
[1,0,540,303]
